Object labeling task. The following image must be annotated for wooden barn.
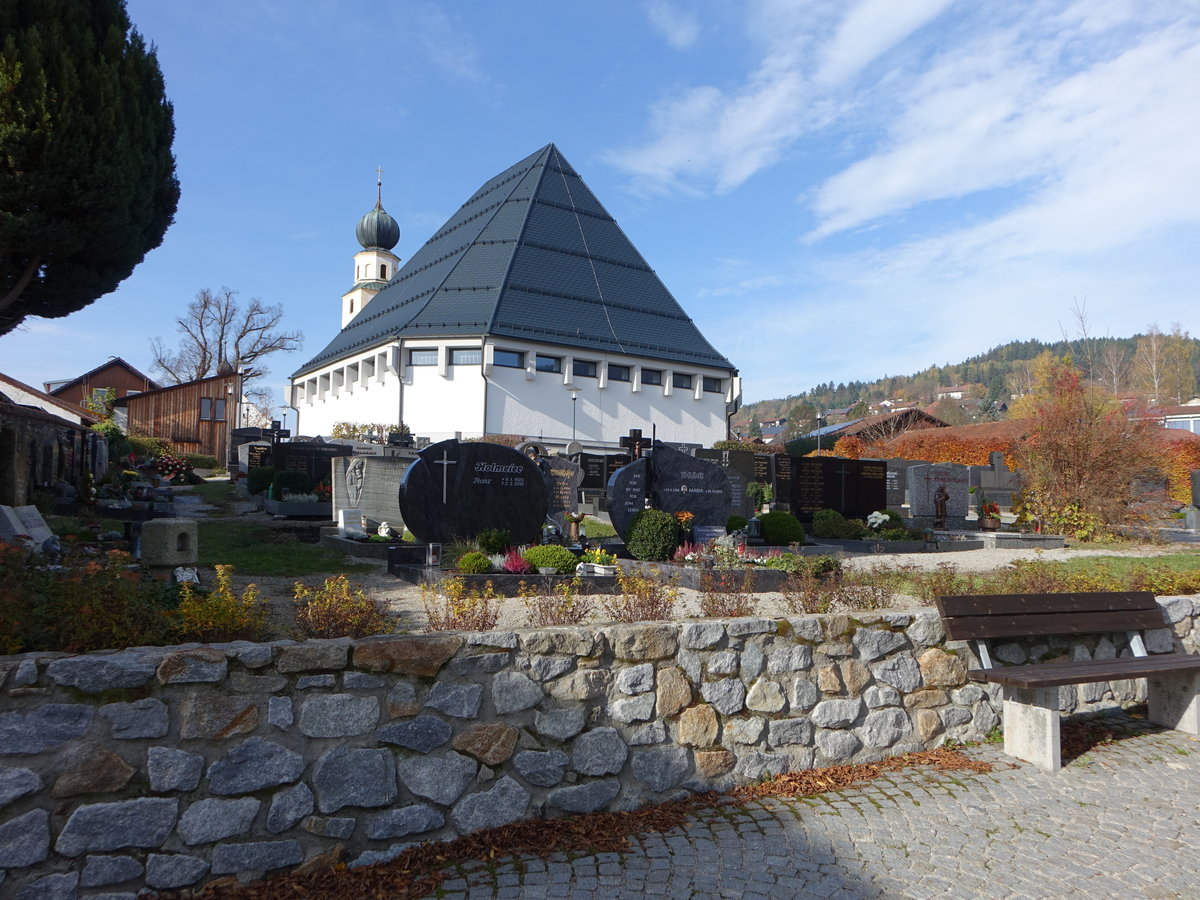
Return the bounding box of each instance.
[119,372,242,461]
[44,357,158,410]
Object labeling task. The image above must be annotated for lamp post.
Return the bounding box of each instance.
[816,415,826,452]
[567,385,581,441]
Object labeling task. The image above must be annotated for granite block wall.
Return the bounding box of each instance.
[1,598,1196,897]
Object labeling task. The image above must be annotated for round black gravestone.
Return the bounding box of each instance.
[606,443,731,543]
[399,439,549,545]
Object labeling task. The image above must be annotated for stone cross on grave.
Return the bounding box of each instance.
[434,450,457,504]
[834,461,851,510]
[619,428,647,459]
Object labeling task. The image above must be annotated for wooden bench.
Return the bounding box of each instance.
[936,591,1200,771]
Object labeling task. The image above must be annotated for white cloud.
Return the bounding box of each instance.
[815,0,956,85]
[646,1,700,49]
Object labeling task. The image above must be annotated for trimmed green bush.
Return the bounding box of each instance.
[455,551,493,574]
[184,453,219,469]
[522,544,579,574]
[477,529,511,555]
[726,515,748,533]
[272,469,311,497]
[759,510,805,545]
[810,508,865,539]
[246,467,275,496]
[626,509,682,561]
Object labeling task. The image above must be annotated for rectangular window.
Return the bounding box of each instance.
[608,364,631,382]
[409,349,437,366]
[199,397,212,420]
[573,359,598,378]
[450,348,482,365]
[703,376,723,393]
[214,398,227,421]
[641,368,663,386]
[535,354,562,373]
[672,373,693,389]
[494,349,525,368]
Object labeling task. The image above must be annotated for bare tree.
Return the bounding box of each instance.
[1162,323,1197,405]
[1097,342,1129,395]
[1060,297,1099,382]
[1134,324,1167,403]
[151,287,302,383]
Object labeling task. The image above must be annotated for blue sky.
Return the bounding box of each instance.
[3,0,1199,409]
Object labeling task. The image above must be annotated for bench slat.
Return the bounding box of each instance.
[936,591,1157,618]
[941,608,1165,640]
[968,652,1200,688]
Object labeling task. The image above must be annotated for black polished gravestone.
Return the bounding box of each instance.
[607,443,731,542]
[790,457,886,521]
[272,442,354,486]
[399,440,549,545]
[695,448,757,519]
[542,456,585,527]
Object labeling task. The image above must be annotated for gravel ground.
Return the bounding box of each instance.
[227,540,1189,638]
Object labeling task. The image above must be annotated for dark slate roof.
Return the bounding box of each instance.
[294,144,735,378]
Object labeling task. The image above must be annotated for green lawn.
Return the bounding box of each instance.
[198,520,374,576]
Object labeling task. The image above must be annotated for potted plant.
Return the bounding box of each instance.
[578,547,618,576]
[979,500,1001,531]
[564,511,586,543]
[745,482,773,514]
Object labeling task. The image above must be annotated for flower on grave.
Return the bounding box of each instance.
[981,501,1001,518]
[673,510,695,527]
[155,453,192,483]
[866,510,890,531]
[581,547,616,566]
[564,512,587,525]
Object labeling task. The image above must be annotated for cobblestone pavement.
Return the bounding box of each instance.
[417,714,1200,900]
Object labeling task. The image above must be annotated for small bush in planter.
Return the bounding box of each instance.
[272,469,311,497]
[726,514,748,533]
[759,510,805,545]
[455,551,492,574]
[501,548,533,574]
[477,529,512,555]
[522,544,578,574]
[246,467,275,495]
[626,508,682,561]
[811,508,865,539]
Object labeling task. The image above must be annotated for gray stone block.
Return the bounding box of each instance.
[940,707,973,727]
[529,655,573,681]
[312,746,397,813]
[572,727,628,776]
[302,816,357,838]
[266,782,314,834]
[178,797,261,845]
[811,699,863,729]
[425,681,483,717]
[157,648,227,683]
[607,692,655,723]
[681,622,725,649]
[0,766,41,808]
[268,696,293,730]
[852,629,908,661]
[0,808,50,868]
[367,804,444,840]
[298,693,379,737]
[724,717,765,744]
[816,729,862,760]
[767,645,813,673]
[275,639,350,673]
[904,613,945,646]
[15,871,78,900]
[534,706,587,741]
[547,778,621,813]
[207,738,304,795]
[994,642,1027,664]
[727,618,774,636]
[701,678,746,715]
[343,671,385,688]
[707,650,739,674]
[615,663,655,695]
[514,749,570,787]
[466,630,520,648]
[11,659,37,686]
[46,653,158,692]
[232,671,288,693]
[397,751,476,806]
[871,656,922,692]
[860,708,911,748]
[786,616,824,642]
[56,797,178,857]
[234,644,275,668]
[864,685,901,708]
[210,840,303,875]
[631,747,690,792]
[296,674,336,689]
[81,854,143,887]
[146,853,210,890]
[99,698,169,739]
[733,752,789,781]
[790,679,819,710]
[448,652,510,675]
[148,747,204,792]
[378,715,453,752]
[0,704,94,754]
[740,642,765,680]
[451,776,530,833]
[492,671,544,713]
[768,718,813,747]
[627,720,667,745]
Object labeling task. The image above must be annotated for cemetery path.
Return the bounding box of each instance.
[405,709,1200,900]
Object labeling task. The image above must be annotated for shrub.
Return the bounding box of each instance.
[726,515,748,533]
[625,509,681,561]
[501,548,534,574]
[293,574,392,639]
[422,577,499,632]
[175,565,268,643]
[697,569,756,618]
[184,453,220,469]
[522,544,579,574]
[762,552,804,574]
[246,467,275,495]
[810,508,865,539]
[477,529,512,555]
[759,510,805,545]
[603,569,679,623]
[273,469,311,497]
[455,551,492,574]
[519,576,593,627]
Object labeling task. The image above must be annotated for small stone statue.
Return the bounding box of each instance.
[377,521,395,538]
[933,484,949,528]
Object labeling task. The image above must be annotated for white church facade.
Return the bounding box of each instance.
[291,144,741,450]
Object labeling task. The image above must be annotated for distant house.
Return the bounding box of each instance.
[799,408,948,446]
[45,357,158,412]
[1155,402,1200,435]
[117,372,243,462]
[935,385,980,401]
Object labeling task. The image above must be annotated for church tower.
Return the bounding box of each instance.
[341,169,400,328]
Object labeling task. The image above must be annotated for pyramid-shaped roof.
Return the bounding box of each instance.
[293,144,734,378]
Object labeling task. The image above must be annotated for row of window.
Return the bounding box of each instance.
[199,397,227,421]
[407,348,723,393]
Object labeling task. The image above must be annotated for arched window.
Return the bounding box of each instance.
[380,264,387,279]
[349,299,355,314]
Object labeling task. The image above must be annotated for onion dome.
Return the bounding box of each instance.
[356,201,400,251]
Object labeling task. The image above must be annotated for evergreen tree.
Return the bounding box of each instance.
[0,0,179,335]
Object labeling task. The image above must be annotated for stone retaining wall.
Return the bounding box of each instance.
[1,598,1196,898]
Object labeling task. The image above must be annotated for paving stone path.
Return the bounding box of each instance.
[418,713,1200,899]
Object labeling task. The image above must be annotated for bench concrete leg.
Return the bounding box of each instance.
[1148,671,1200,735]
[1002,685,1061,772]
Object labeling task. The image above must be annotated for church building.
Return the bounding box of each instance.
[290,144,741,449]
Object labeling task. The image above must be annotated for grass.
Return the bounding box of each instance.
[188,480,239,515]
[198,520,373,576]
[583,517,617,539]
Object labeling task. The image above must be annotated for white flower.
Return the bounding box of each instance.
[866,511,890,529]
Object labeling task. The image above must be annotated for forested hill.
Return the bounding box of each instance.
[738,332,1200,429]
